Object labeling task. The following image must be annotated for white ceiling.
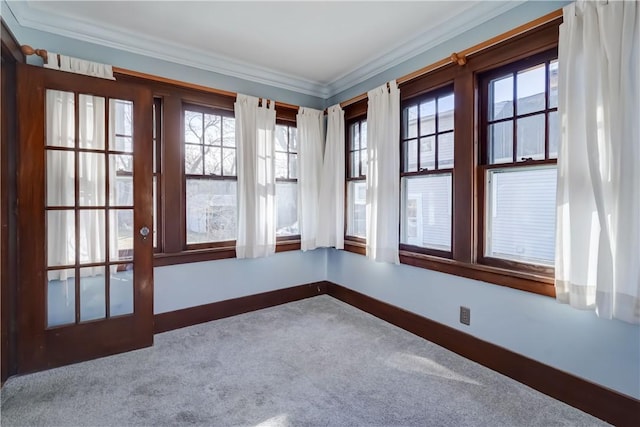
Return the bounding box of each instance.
[7,1,524,98]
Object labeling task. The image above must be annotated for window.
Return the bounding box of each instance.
[342,20,561,295]
[346,119,367,238]
[400,88,454,254]
[480,52,558,268]
[183,105,237,246]
[275,123,299,237]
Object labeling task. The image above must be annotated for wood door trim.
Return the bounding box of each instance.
[16,64,154,373]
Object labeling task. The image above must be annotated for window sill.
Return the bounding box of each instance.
[399,251,555,297]
[154,240,301,267]
[343,241,555,297]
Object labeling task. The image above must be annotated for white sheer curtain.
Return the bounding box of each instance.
[297,107,324,251]
[556,1,640,324]
[235,94,277,258]
[317,104,345,249]
[44,52,115,80]
[366,80,400,264]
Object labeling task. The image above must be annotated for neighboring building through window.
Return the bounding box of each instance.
[346,119,367,238]
[275,124,299,237]
[400,88,454,253]
[183,106,237,245]
[481,54,558,266]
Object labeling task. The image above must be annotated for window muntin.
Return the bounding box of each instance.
[346,119,367,238]
[481,53,558,268]
[400,88,454,253]
[183,106,237,245]
[487,59,558,164]
[275,124,299,237]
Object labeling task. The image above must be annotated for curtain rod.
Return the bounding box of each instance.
[19,45,301,111]
[337,8,563,109]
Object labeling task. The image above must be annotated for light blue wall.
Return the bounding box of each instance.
[154,250,327,314]
[5,0,638,404]
[326,249,640,400]
[0,1,325,110]
[326,1,570,106]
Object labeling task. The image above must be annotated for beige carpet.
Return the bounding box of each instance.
[1,295,607,426]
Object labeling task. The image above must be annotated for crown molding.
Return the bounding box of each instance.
[6,1,330,98]
[8,1,525,100]
[325,0,526,97]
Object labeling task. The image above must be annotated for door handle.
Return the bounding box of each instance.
[140,226,150,239]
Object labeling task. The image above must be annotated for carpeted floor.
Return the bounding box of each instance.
[1,295,607,426]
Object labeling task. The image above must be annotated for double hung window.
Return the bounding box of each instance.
[400,87,454,254]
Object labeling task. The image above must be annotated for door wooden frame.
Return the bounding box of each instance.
[16,63,154,373]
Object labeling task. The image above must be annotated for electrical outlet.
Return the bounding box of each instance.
[460,306,471,325]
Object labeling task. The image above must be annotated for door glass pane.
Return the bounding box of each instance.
[47,150,75,206]
[79,210,106,263]
[79,95,105,150]
[486,166,557,265]
[111,175,133,207]
[47,271,75,327]
[110,210,133,262]
[110,265,133,317]
[110,99,133,152]
[79,152,105,206]
[517,114,545,161]
[153,177,158,248]
[517,63,546,115]
[110,154,133,207]
[47,210,75,267]
[111,153,133,174]
[489,121,513,164]
[46,90,75,148]
[489,75,513,120]
[80,266,106,322]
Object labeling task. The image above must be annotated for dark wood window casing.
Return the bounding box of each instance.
[113,74,300,266]
[344,113,367,253]
[275,120,300,244]
[478,49,558,276]
[343,19,561,297]
[400,85,455,258]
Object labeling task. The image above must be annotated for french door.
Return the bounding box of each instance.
[16,64,154,372]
